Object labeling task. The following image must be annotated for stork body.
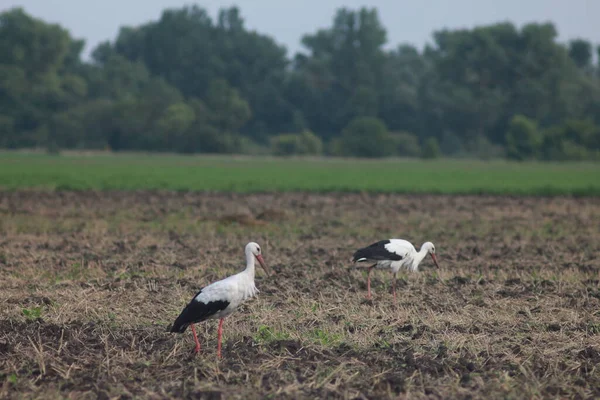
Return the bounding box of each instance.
[170,242,270,358]
[352,239,439,302]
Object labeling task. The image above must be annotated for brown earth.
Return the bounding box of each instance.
[0,191,599,399]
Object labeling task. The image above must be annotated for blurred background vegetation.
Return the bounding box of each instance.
[1,5,599,161]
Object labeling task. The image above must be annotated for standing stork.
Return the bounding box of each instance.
[352,239,440,302]
[169,242,270,358]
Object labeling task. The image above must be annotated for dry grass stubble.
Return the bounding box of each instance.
[0,192,599,399]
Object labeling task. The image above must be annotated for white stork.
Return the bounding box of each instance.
[352,239,440,302]
[169,242,270,358]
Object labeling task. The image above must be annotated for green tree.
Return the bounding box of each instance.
[105,78,184,151]
[0,8,71,77]
[0,115,15,148]
[390,132,421,157]
[1,6,600,161]
[421,137,441,159]
[86,54,150,99]
[155,103,196,151]
[0,8,87,148]
[271,131,323,156]
[173,98,217,153]
[339,117,393,158]
[568,39,592,69]
[422,22,592,149]
[597,45,600,76]
[541,119,600,161]
[439,132,465,157]
[505,115,541,160]
[107,5,292,139]
[294,7,387,138]
[379,44,426,134]
[49,99,115,149]
[204,79,251,134]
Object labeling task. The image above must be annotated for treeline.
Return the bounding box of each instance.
[1,6,599,160]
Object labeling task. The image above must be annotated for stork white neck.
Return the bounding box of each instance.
[244,247,257,280]
[411,243,430,270]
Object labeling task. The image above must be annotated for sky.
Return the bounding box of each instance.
[3,0,599,59]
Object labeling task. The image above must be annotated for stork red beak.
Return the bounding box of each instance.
[431,253,440,268]
[255,254,271,276]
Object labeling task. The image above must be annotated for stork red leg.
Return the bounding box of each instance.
[392,273,397,303]
[367,265,374,299]
[217,318,224,358]
[190,324,201,354]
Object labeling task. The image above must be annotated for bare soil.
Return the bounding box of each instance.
[1,191,599,399]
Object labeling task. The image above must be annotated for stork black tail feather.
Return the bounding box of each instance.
[352,240,402,263]
[169,296,230,334]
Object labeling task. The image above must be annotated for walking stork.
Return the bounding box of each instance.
[169,242,270,358]
[352,239,440,302]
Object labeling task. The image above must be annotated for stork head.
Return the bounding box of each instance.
[422,242,440,268]
[245,242,271,276]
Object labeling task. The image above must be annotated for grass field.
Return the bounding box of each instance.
[1,191,599,398]
[1,152,599,398]
[1,152,599,195]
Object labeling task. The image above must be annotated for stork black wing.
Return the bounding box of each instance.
[352,240,404,262]
[169,289,230,333]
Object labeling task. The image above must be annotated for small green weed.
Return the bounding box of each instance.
[255,325,291,343]
[310,329,342,346]
[22,307,42,320]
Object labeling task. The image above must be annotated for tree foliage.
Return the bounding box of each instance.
[506,115,541,160]
[0,6,600,160]
[271,131,323,156]
[391,132,421,157]
[421,137,441,159]
[338,117,393,158]
[568,39,592,69]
